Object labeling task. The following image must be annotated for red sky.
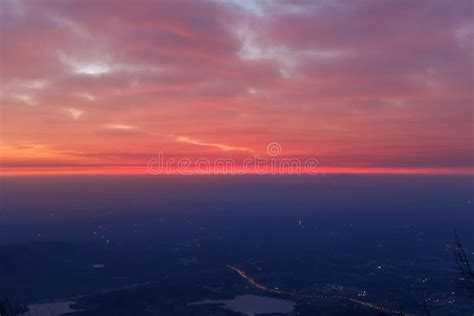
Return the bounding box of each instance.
[1,0,473,175]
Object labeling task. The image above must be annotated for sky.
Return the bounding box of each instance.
[1,0,473,175]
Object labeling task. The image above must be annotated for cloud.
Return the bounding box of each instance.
[75,92,96,101]
[176,136,251,152]
[103,123,139,131]
[59,54,111,76]
[65,107,84,120]
[0,0,472,173]
[0,143,76,161]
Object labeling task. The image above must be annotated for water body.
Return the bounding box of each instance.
[189,294,296,315]
[24,301,78,316]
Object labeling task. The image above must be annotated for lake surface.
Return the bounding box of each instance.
[1,175,473,315]
[189,294,296,315]
[23,301,78,316]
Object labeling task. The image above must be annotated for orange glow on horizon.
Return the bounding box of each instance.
[2,166,473,177]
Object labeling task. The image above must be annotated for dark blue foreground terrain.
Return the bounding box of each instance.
[0,175,473,315]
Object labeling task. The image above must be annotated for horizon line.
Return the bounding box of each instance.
[1,166,473,177]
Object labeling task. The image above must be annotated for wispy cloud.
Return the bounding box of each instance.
[66,108,84,120]
[176,136,250,152]
[0,144,74,160]
[96,123,145,136]
[103,123,140,131]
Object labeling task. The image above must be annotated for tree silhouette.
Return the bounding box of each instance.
[453,229,474,288]
[0,300,14,316]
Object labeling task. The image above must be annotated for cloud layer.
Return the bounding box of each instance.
[1,0,473,174]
